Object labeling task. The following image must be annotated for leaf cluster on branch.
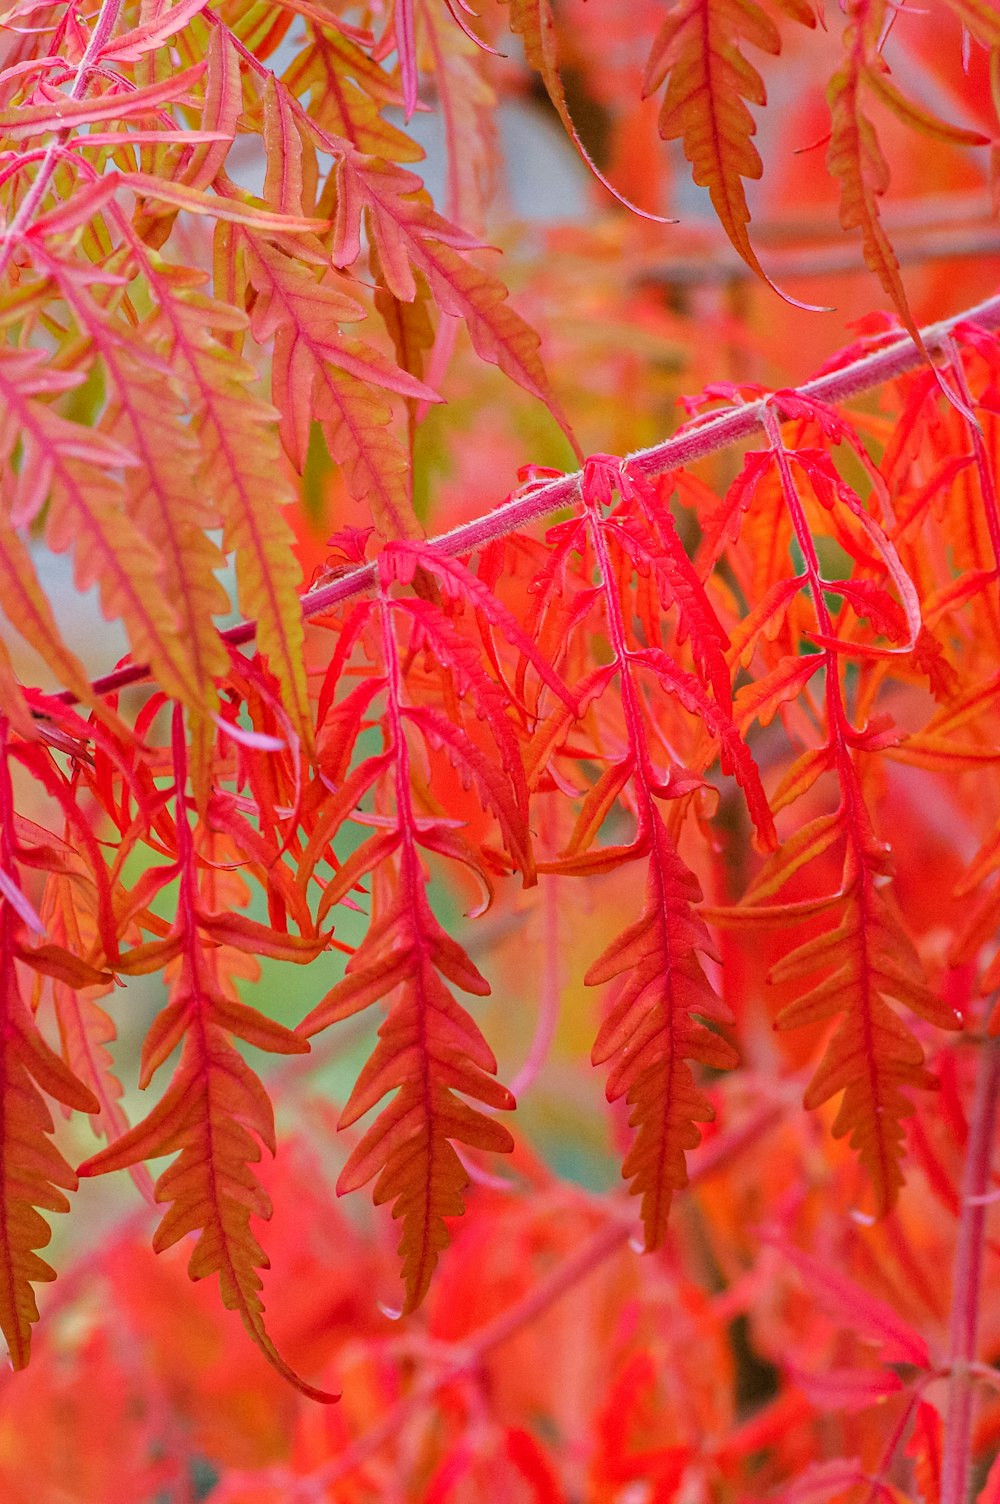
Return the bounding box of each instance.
[1,0,1000,1496]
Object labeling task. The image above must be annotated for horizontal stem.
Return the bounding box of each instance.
[646,224,1000,288]
[63,288,1000,707]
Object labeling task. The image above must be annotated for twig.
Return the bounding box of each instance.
[284,1215,630,1496]
[61,287,1000,708]
[210,1096,786,1498]
[645,225,1000,287]
[0,0,124,279]
[941,1036,1000,1504]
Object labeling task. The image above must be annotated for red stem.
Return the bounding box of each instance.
[941,1035,1000,1504]
[214,1098,786,1496]
[282,1215,630,1497]
[62,289,1000,708]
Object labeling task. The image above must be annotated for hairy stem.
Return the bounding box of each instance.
[61,287,1000,706]
[941,1035,1000,1504]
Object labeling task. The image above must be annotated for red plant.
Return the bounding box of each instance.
[1,0,1000,1498]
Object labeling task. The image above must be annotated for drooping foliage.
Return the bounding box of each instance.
[1,0,1000,1495]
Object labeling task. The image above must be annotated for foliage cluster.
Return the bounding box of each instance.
[1,0,1000,1498]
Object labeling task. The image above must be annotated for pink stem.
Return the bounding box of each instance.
[59,287,1000,707]
[285,1215,629,1496]
[216,1096,787,1497]
[0,0,124,278]
[941,1036,1000,1504]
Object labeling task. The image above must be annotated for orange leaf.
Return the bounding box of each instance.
[645,0,818,306]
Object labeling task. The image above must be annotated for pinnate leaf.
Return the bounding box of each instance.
[0,349,204,709]
[333,153,577,448]
[300,877,514,1311]
[589,810,732,1250]
[644,0,816,300]
[826,1,931,356]
[297,586,518,1309]
[0,936,98,1369]
[79,1025,333,1402]
[774,875,960,1213]
[245,233,436,542]
[0,732,100,1370]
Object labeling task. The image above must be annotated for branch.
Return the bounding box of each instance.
[255,1214,629,1499]
[62,288,1000,707]
[208,1099,786,1497]
[941,1035,1000,1504]
[646,224,1000,288]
